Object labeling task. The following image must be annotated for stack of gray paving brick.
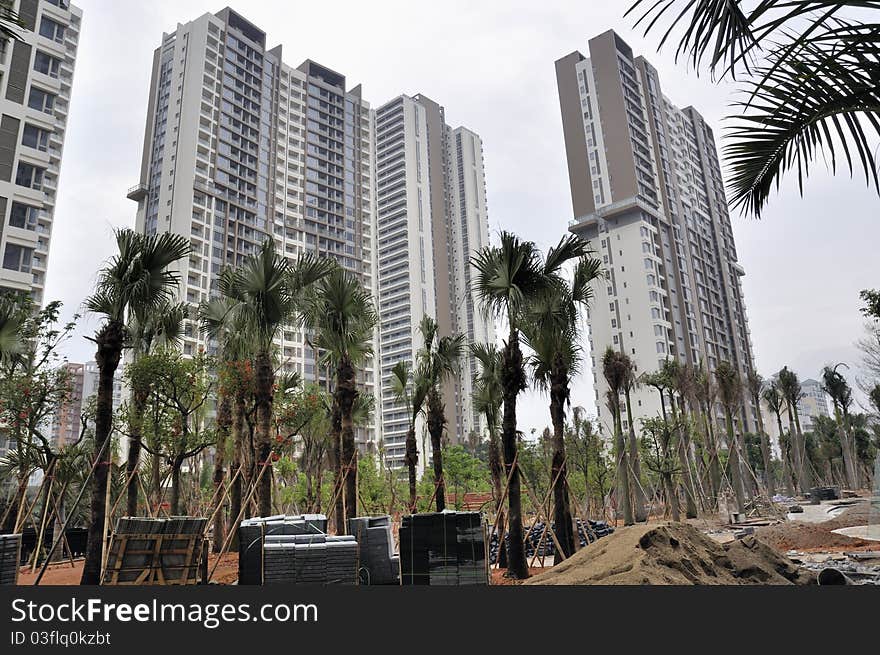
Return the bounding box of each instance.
[0,534,22,585]
[239,514,357,585]
[399,511,488,586]
[348,515,399,585]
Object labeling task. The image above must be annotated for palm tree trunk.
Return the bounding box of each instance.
[754,396,774,497]
[125,386,149,517]
[614,408,633,526]
[501,329,529,579]
[549,363,575,560]
[336,358,357,530]
[254,351,274,518]
[427,392,446,512]
[405,425,418,513]
[771,410,790,495]
[837,408,859,490]
[670,394,697,519]
[790,404,810,492]
[81,320,124,585]
[212,391,231,552]
[725,409,746,513]
[624,389,647,522]
[488,429,507,569]
[229,390,245,549]
[704,403,722,506]
[329,398,344,534]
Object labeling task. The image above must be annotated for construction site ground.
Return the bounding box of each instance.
[14,496,879,585]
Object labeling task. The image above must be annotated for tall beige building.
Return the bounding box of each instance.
[374,93,493,471]
[0,0,80,303]
[129,8,379,449]
[556,30,756,434]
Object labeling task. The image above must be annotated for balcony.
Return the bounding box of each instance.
[126,183,148,202]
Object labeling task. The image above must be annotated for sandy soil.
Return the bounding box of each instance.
[755,502,877,552]
[524,522,813,585]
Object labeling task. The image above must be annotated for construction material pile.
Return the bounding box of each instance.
[239,514,357,585]
[399,511,488,585]
[0,534,21,585]
[525,522,815,585]
[489,518,614,564]
[263,535,358,585]
[103,516,207,585]
[348,515,399,585]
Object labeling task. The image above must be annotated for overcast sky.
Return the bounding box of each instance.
[47,1,880,433]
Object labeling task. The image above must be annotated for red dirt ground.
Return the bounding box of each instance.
[16,552,240,586]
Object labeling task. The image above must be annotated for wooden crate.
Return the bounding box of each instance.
[102,532,206,586]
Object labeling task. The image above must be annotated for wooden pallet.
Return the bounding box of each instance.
[102,532,205,586]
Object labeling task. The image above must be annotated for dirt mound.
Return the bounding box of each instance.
[756,502,876,552]
[524,522,813,585]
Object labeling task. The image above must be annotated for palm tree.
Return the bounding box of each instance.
[522,254,602,558]
[622,357,649,522]
[746,370,774,497]
[762,380,794,495]
[693,366,722,503]
[302,266,377,529]
[199,296,253,550]
[471,232,589,579]
[602,347,633,526]
[821,364,859,490]
[626,1,880,218]
[218,240,332,518]
[417,316,465,512]
[778,366,810,492]
[389,360,429,512]
[80,229,189,585]
[662,359,699,518]
[714,361,746,513]
[124,301,186,516]
[471,343,504,531]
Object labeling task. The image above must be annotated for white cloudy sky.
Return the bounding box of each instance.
[47,1,879,433]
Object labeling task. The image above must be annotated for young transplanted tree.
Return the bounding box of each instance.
[714,361,746,513]
[218,239,332,519]
[471,232,590,579]
[389,360,429,513]
[302,266,377,530]
[521,251,602,559]
[603,347,633,526]
[417,316,465,512]
[81,229,189,585]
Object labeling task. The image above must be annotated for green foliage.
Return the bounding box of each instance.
[627,1,880,217]
[860,289,880,321]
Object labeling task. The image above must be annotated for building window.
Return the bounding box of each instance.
[22,124,50,151]
[15,163,45,190]
[27,87,56,114]
[9,202,39,230]
[2,244,33,273]
[33,51,61,78]
[39,17,66,43]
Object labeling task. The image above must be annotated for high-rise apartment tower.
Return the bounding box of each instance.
[0,0,80,303]
[556,30,756,434]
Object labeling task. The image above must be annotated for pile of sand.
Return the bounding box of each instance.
[525,522,814,585]
[756,502,875,552]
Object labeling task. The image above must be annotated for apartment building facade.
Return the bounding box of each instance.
[374,93,493,471]
[761,377,831,450]
[129,8,379,449]
[556,30,756,435]
[0,0,80,304]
